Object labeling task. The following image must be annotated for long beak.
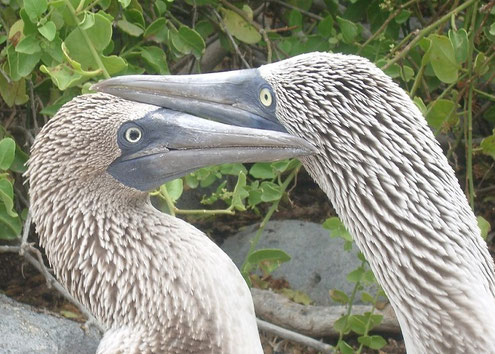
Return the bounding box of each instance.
[92,69,285,132]
[108,108,315,191]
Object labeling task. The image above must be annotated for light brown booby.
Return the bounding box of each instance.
[95,52,495,353]
[27,93,315,353]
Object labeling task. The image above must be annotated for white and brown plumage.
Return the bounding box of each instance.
[27,94,315,353]
[97,52,495,353]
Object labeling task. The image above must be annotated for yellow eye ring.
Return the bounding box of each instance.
[259,88,273,107]
[125,127,142,143]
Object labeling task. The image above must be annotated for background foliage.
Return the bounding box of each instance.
[1,0,494,351]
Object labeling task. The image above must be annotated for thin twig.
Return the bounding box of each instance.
[257,319,334,353]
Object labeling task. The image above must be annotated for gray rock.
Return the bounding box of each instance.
[0,294,100,354]
[222,220,376,306]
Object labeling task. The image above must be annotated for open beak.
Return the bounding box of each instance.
[108,108,315,191]
[92,69,286,132]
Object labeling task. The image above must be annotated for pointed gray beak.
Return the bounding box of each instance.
[108,107,315,191]
[92,69,286,132]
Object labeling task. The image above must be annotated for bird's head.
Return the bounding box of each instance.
[93,52,418,167]
[27,92,314,195]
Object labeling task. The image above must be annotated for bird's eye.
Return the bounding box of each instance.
[259,88,273,107]
[124,127,142,143]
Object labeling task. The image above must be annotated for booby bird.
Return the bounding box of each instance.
[95,52,495,353]
[27,93,315,353]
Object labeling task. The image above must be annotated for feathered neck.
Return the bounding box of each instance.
[261,52,495,352]
[27,109,262,352]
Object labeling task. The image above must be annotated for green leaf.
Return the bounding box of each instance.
[249,162,275,179]
[348,314,366,335]
[219,163,247,175]
[280,288,312,305]
[171,26,205,58]
[347,266,365,283]
[184,174,199,189]
[40,63,93,90]
[231,171,248,210]
[124,8,146,29]
[154,0,167,15]
[196,20,214,39]
[361,291,375,304]
[288,10,302,31]
[477,216,491,240]
[490,23,495,36]
[318,15,334,37]
[448,29,468,64]
[10,146,29,173]
[413,96,427,116]
[0,138,16,170]
[79,12,95,30]
[271,159,295,174]
[18,9,37,36]
[426,99,456,130]
[162,179,183,202]
[334,315,350,332]
[117,19,144,37]
[7,45,41,80]
[474,52,489,75]
[260,181,282,202]
[118,0,132,8]
[100,55,127,75]
[0,202,22,240]
[24,0,47,20]
[395,9,411,24]
[221,8,261,44]
[0,178,17,217]
[481,130,495,161]
[140,46,168,74]
[0,75,29,107]
[322,217,353,242]
[144,18,168,42]
[419,37,432,66]
[336,16,358,43]
[358,335,387,349]
[337,340,354,354]
[15,34,41,54]
[330,289,349,304]
[362,269,376,284]
[38,21,56,41]
[428,34,459,83]
[400,65,414,82]
[247,181,262,207]
[383,63,400,78]
[64,13,113,69]
[247,248,291,265]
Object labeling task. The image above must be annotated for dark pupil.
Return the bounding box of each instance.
[129,130,140,141]
[264,94,269,100]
